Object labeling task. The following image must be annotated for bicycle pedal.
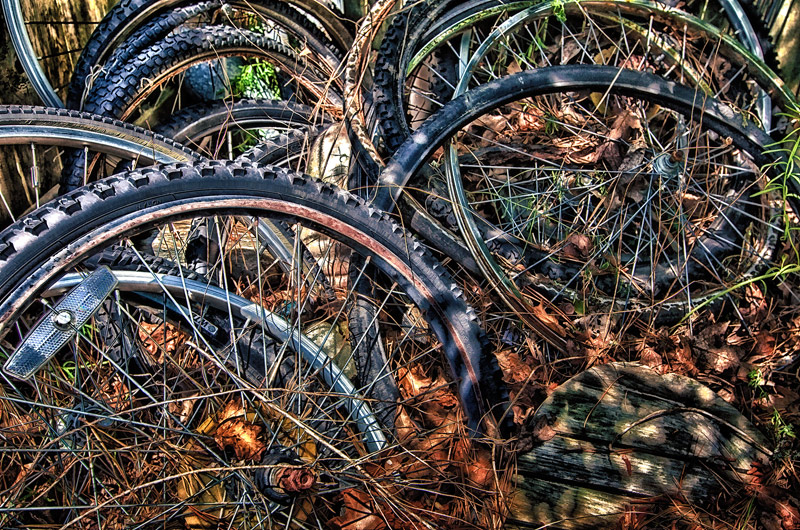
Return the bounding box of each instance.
[3,266,118,380]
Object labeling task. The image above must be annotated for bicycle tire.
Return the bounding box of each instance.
[156,98,324,140]
[0,160,507,527]
[61,25,340,190]
[0,159,504,430]
[235,128,321,166]
[372,0,784,157]
[58,99,326,191]
[0,105,200,215]
[0,105,197,163]
[66,0,350,109]
[380,65,782,333]
[1,0,63,107]
[94,1,222,95]
[82,25,340,121]
[0,269,392,526]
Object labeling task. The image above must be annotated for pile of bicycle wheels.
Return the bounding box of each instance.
[0,0,796,528]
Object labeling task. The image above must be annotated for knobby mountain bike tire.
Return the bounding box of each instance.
[82,25,340,122]
[0,106,197,164]
[154,98,329,162]
[66,0,352,109]
[0,160,505,430]
[0,105,200,215]
[58,99,328,191]
[155,98,327,142]
[60,25,341,190]
[0,160,507,528]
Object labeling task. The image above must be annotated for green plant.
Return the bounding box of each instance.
[771,409,796,440]
[61,360,76,383]
[747,367,765,388]
[758,104,800,257]
[232,60,280,100]
[748,368,768,398]
[553,0,567,23]
[544,113,559,135]
[678,258,800,326]
[678,104,800,324]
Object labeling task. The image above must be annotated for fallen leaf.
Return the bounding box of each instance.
[561,38,582,63]
[328,489,390,530]
[562,233,592,259]
[693,322,742,373]
[531,304,567,338]
[741,283,769,324]
[215,417,266,461]
[466,449,495,488]
[517,412,557,452]
[757,487,800,530]
[137,321,188,361]
[709,55,733,94]
[637,344,662,369]
[217,399,245,423]
[495,349,535,384]
[475,113,509,142]
[397,365,434,398]
[666,335,697,375]
[591,109,641,169]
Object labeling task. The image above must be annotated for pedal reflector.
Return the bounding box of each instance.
[3,266,118,380]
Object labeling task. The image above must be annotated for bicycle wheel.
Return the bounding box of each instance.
[371,0,786,157]
[83,25,340,122]
[1,0,118,107]
[0,0,350,109]
[380,66,782,339]
[154,98,329,161]
[60,25,340,190]
[0,161,507,528]
[58,99,328,192]
[66,0,352,109]
[0,105,199,226]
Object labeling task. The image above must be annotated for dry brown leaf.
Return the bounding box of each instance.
[561,233,592,260]
[217,399,244,423]
[561,39,582,63]
[99,376,131,412]
[466,449,495,489]
[137,321,188,360]
[666,335,697,375]
[757,488,800,530]
[616,502,650,529]
[506,59,522,75]
[475,114,509,142]
[397,364,433,398]
[709,55,733,94]
[215,417,266,461]
[693,322,742,373]
[329,489,395,530]
[394,407,420,443]
[10,462,34,488]
[169,396,196,425]
[591,109,641,169]
[750,330,777,363]
[637,344,663,369]
[516,412,557,453]
[495,350,534,384]
[531,303,567,338]
[741,283,769,324]
[516,105,544,132]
